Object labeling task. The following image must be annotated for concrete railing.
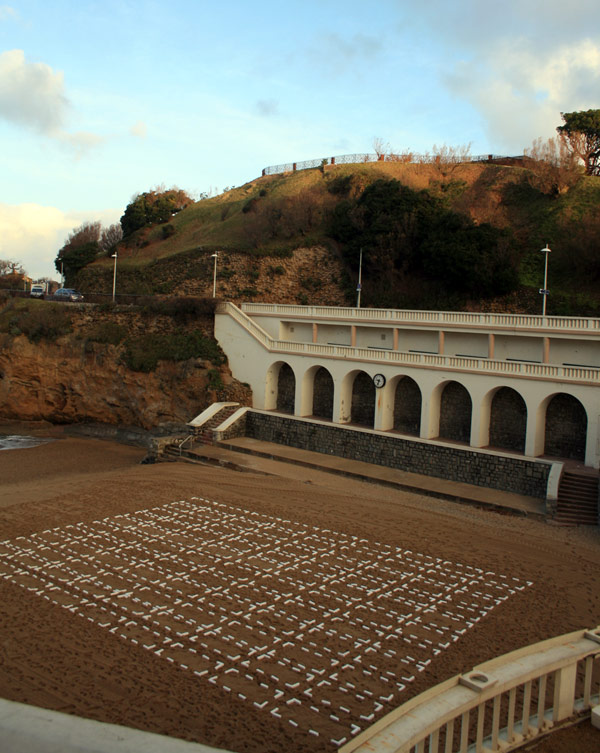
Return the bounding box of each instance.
[218,303,600,384]
[240,302,600,334]
[341,627,600,753]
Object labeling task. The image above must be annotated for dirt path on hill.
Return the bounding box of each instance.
[0,431,598,753]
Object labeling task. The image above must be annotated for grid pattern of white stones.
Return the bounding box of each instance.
[0,497,530,747]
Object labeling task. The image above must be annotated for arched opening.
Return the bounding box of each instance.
[439,381,472,443]
[393,377,421,435]
[544,393,587,461]
[489,387,527,452]
[276,363,295,414]
[312,367,334,421]
[351,371,376,428]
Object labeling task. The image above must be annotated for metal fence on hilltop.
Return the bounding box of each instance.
[261,152,523,176]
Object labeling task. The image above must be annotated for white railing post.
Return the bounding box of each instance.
[553,664,577,721]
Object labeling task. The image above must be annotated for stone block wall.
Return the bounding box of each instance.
[217,410,248,441]
[242,412,551,499]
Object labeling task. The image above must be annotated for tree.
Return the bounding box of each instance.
[100,223,123,252]
[120,188,192,238]
[523,136,582,195]
[0,259,25,276]
[556,110,600,176]
[55,221,102,285]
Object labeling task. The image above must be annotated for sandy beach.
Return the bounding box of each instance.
[0,426,599,752]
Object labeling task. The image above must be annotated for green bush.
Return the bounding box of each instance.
[242,198,258,214]
[142,296,216,321]
[122,330,225,372]
[6,305,73,343]
[206,368,224,390]
[162,224,176,239]
[86,322,127,345]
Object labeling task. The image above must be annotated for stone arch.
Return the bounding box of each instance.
[312,366,334,420]
[265,361,296,413]
[439,380,472,443]
[351,371,376,428]
[544,393,587,461]
[393,376,422,435]
[489,386,527,452]
[276,362,296,413]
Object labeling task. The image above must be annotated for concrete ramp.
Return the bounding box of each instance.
[0,698,229,753]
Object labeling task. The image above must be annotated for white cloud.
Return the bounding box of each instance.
[0,203,122,280]
[0,49,103,156]
[0,49,67,133]
[0,5,16,21]
[445,38,600,150]
[130,120,147,139]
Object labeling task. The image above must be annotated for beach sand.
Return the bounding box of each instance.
[0,427,598,752]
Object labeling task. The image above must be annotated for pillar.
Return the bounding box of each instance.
[488,333,495,360]
[543,337,550,364]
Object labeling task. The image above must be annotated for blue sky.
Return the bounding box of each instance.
[0,0,598,279]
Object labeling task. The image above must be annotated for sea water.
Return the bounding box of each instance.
[0,435,55,451]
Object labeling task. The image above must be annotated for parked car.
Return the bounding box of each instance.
[52,288,84,302]
[30,283,47,298]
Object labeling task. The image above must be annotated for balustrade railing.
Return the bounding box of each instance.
[218,303,600,384]
[340,627,600,753]
[240,302,600,334]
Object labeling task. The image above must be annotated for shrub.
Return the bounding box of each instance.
[122,330,225,373]
[242,198,258,214]
[86,322,127,346]
[206,368,224,390]
[142,296,216,321]
[11,305,72,343]
[162,224,176,239]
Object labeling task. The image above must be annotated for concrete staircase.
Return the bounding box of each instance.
[555,471,599,525]
[161,403,241,459]
[193,404,240,445]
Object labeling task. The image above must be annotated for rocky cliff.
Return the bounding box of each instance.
[0,302,251,430]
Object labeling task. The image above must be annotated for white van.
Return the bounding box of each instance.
[30,283,47,298]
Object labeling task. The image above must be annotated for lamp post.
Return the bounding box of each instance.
[211,252,218,298]
[356,248,363,308]
[539,244,551,317]
[111,251,118,303]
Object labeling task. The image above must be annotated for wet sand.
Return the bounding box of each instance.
[0,429,598,752]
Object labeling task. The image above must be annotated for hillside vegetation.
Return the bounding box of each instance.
[78,160,600,314]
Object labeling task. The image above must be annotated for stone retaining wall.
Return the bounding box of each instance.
[242,412,551,499]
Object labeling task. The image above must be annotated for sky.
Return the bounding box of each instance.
[0,0,598,280]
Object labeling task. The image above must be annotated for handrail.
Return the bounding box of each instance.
[217,303,600,384]
[176,434,194,454]
[341,627,600,753]
[240,302,600,334]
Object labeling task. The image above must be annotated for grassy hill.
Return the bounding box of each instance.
[77,160,600,315]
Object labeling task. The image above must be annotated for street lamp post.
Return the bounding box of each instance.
[111,251,118,303]
[539,244,551,317]
[356,248,363,308]
[211,252,218,298]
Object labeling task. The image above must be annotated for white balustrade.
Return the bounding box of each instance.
[220,303,600,384]
[341,628,600,753]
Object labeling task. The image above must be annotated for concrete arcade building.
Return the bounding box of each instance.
[214,302,600,519]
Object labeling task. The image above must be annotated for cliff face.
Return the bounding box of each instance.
[0,333,251,430]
